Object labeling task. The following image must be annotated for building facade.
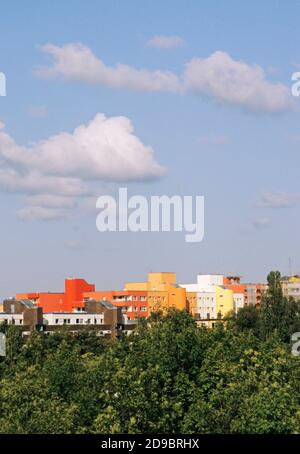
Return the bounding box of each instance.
[16,278,95,313]
[83,290,148,321]
[0,298,133,337]
[223,276,266,307]
[181,274,234,321]
[125,272,187,314]
[281,275,300,301]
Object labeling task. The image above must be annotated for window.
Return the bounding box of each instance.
[55,319,59,324]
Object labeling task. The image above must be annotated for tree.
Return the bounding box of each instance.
[183,332,300,434]
[93,310,211,433]
[233,305,260,334]
[260,271,300,342]
[0,365,77,433]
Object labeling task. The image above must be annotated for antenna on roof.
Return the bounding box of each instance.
[289,257,292,276]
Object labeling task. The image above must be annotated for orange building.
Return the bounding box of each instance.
[84,272,187,319]
[83,289,148,321]
[185,292,197,316]
[14,272,187,319]
[64,278,95,311]
[16,278,95,313]
[125,272,187,314]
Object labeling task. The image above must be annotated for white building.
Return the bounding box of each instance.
[181,274,233,319]
[233,293,244,313]
[43,312,104,326]
[197,291,217,319]
[0,313,24,325]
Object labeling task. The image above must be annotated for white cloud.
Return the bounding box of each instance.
[0,169,86,196]
[34,44,292,113]
[25,194,76,209]
[147,35,185,49]
[0,113,165,182]
[184,51,293,112]
[0,114,165,219]
[260,192,300,208]
[253,217,271,229]
[17,206,66,221]
[35,43,181,92]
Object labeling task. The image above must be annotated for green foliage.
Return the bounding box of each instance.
[232,271,300,342]
[1,271,300,434]
[234,305,260,333]
[0,365,77,433]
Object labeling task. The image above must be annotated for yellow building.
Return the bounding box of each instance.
[125,272,187,314]
[281,275,300,301]
[289,275,300,283]
[216,286,234,318]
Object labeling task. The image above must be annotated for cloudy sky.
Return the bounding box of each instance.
[0,0,299,298]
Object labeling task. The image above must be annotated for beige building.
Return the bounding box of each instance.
[281,275,300,301]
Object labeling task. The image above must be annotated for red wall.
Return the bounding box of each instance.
[37,293,65,312]
[16,278,95,313]
[64,278,95,312]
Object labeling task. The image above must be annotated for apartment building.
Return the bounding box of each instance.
[16,278,95,313]
[125,272,187,314]
[223,276,266,307]
[281,275,300,301]
[181,274,234,322]
[0,298,42,327]
[0,298,133,337]
[83,290,148,321]
[9,271,270,327]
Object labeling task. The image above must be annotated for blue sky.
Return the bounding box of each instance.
[0,0,300,298]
